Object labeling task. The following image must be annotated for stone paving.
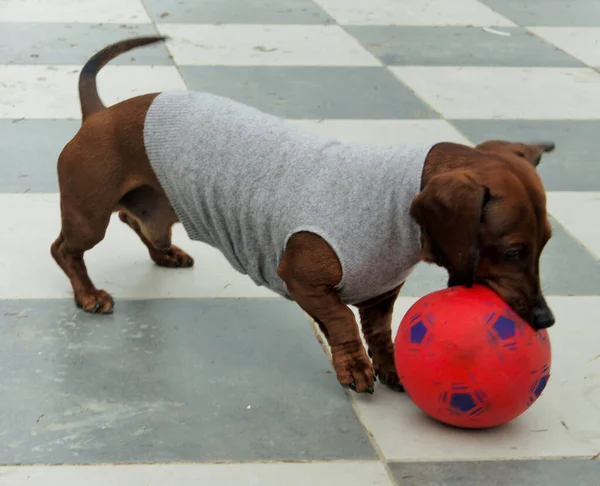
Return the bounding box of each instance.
[1,0,599,484]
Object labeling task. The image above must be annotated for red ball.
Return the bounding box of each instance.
[394,284,551,429]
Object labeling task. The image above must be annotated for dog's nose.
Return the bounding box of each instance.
[532,304,555,329]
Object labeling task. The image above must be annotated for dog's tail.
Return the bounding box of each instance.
[79,36,168,122]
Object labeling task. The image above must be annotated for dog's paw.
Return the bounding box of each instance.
[370,347,405,393]
[332,347,375,394]
[76,289,114,314]
[375,366,404,393]
[153,246,195,268]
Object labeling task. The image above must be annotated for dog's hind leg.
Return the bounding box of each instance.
[118,186,194,268]
[51,202,115,313]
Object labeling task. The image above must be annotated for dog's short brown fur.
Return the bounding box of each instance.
[52,37,556,394]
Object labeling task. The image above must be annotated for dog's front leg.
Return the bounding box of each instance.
[278,233,375,393]
[290,285,375,394]
[357,287,404,392]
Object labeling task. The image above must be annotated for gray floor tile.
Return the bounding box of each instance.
[0,24,172,65]
[144,0,333,24]
[346,26,583,67]
[479,0,600,27]
[388,459,600,486]
[180,66,438,119]
[452,120,600,191]
[539,216,600,295]
[0,299,376,464]
[402,216,600,297]
[0,120,79,193]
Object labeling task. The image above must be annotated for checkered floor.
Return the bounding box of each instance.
[1,0,600,484]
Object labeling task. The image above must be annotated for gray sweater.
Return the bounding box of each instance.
[144,91,433,305]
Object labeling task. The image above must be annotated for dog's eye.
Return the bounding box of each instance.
[504,245,527,261]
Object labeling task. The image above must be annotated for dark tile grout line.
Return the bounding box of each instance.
[0,459,387,467]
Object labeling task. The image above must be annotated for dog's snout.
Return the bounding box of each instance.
[532,302,555,330]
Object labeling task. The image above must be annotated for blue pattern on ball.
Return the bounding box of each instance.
[449,393,477,412]
[410,320,428,344]
[492,315,516,340]
[533,374,549,397]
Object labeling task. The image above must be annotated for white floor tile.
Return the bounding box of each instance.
[547,191,600,260]
[0,194,278,300]
[286,119,471,146]
[0,462,393,486]
[157,24,380,66]
[0,65,186,119]
[351,296,600,461]
[0,0,150,23]
[313,0,515,26]
[529,27,600,67]
[390,66,600,120]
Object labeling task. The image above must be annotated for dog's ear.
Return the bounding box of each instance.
[410,170,489,286]
[513,142,555,167]
[476,140,555,168]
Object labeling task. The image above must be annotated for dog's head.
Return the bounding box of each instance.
[410,140,556,330]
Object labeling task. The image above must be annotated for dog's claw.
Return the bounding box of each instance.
[373,365,404,392]
[75,289,115,314]
[345,382,375,394]
[333,347,375,393]
[376,370,404,392]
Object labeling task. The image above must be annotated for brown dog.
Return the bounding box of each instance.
[52,37,556,394]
